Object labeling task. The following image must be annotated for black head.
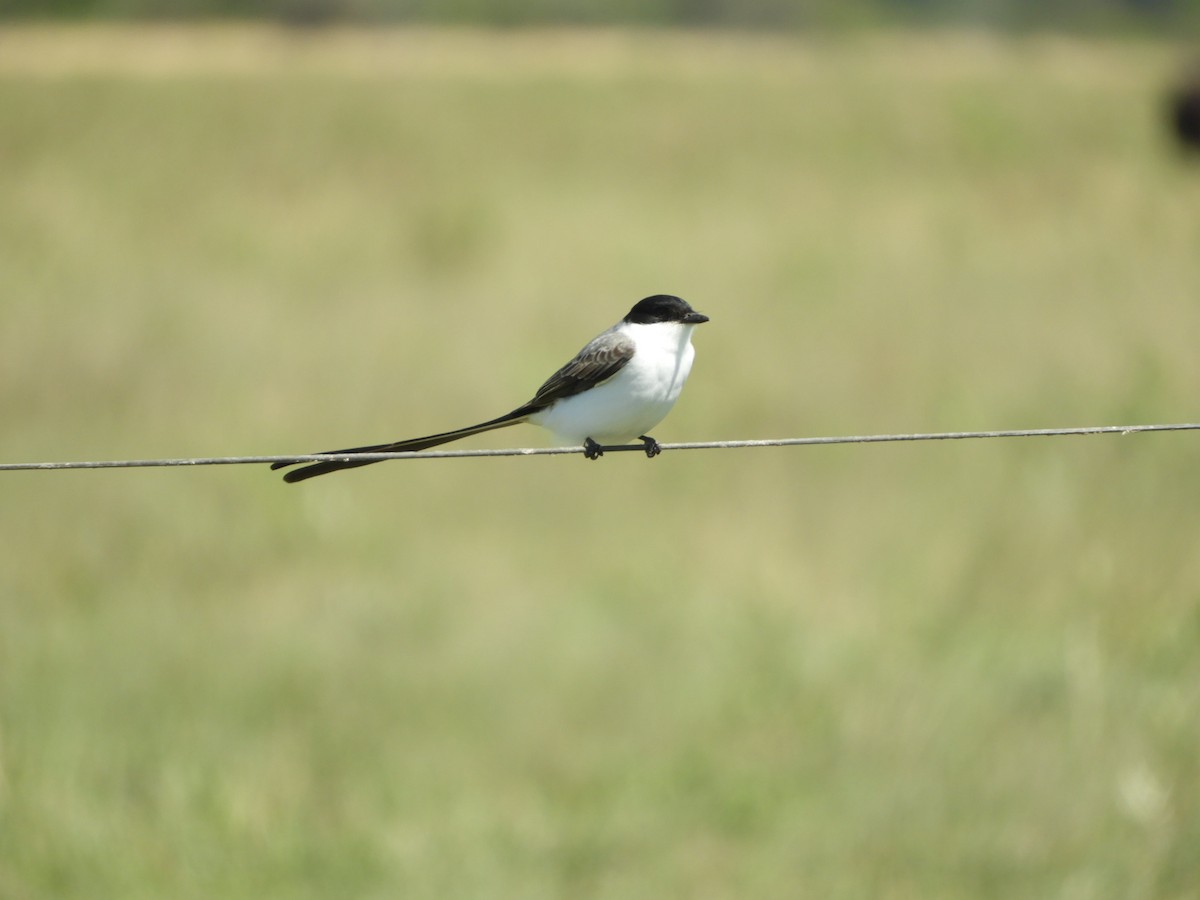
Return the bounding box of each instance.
[624,294,710,326]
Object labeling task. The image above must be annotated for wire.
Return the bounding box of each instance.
[1,422,1198,472]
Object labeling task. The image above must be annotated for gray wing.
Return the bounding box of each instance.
[512,329,635,416]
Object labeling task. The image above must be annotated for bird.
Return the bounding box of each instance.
[272,294,710,482]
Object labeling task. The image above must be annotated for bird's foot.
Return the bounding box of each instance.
[639,435,662,458]
[583,437,605,460]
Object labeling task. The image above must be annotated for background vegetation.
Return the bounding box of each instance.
[2,24,1199,898]
[5,0,1200,32]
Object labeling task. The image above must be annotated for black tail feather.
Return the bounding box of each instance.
[272,412,527,483]
[271,439,404,483]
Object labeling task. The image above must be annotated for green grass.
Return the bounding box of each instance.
[2,24,1200,898]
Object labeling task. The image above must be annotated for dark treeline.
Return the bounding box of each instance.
[4,0,1198,31]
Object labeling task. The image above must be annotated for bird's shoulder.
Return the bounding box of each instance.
[525,327,636,409]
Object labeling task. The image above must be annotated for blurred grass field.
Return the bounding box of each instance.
[2,24,1200,898]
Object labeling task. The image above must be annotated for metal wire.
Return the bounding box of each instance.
[2,422,1197,472]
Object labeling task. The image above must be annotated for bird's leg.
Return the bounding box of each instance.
[638,435,662,458]
[583,437,605,460]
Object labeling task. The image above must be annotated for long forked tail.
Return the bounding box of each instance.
[272,411,528,483]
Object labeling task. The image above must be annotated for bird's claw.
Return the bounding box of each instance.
[582,436,660,459]
[639,435,662,458]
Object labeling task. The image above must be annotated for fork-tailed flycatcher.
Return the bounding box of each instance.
[273,294,709,483]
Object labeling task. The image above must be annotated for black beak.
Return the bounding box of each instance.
[683,312,710,324]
